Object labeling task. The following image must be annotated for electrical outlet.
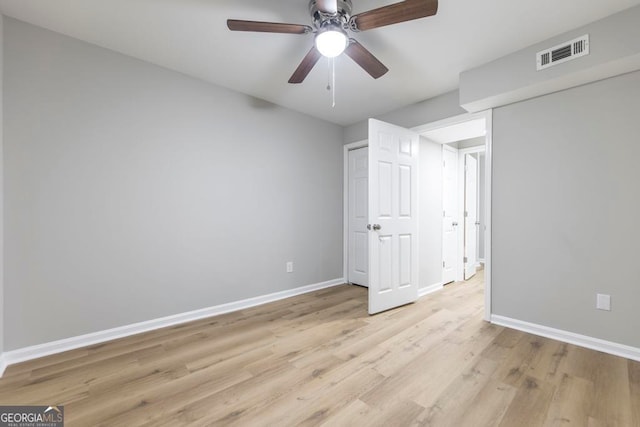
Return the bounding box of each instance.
[596,294,611,311]
[286,262,294,273]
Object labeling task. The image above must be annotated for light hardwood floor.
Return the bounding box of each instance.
[1,270,639,426]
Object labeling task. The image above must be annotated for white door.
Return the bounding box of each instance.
[368,119,419,315]
[348,147,369,287]
[464,154,478,280]
[442,145,458,285]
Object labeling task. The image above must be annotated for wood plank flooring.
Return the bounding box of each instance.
[1,270,639,426]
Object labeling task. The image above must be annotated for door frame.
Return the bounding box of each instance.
[412,110,493,321]
[343,140,368,283]
[441,144,459,285]
[458,146,486,282]
[461,150,479,280]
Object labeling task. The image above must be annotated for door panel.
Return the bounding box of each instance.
[442,146,458,284]
[378,162,392,217]
[354,232,368,275]
[378,235,393,292]
[368,119,419,314]
[399,165,412,217]
[399,234,412,286]
[348,147,369,287]
[464,154,478,280]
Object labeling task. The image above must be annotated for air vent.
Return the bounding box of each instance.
[536,34,589,71]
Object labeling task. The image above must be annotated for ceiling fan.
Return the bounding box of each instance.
[227,0,438,84]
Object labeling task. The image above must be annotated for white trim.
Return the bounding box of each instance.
[456,150,466,281]
[419,282,443,298]
[0,354,7,377]
[491,315,640,362]
[411,111,490,135]
[343,140,368,284]
[0,278,344,376]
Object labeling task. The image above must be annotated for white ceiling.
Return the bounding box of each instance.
[1,0,638,126]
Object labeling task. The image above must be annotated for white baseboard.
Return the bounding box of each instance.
[0,278,345,377]
[0,354,7,377]
[419,282,443,298]
[491,315,640,362]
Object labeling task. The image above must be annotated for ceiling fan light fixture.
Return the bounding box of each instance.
[315,28,348,58]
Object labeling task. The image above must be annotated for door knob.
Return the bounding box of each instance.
[452,222,458,226]
[372,224,381,231]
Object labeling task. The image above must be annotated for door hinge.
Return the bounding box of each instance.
[443,210,446,217]
[443,160,446,167]
[443,261,446,268]
[464,211,468,217]
[463,257,468,263]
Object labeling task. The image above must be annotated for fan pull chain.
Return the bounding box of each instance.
[326,56,331,92]
[326,57,336,108]
[331,57,336,108]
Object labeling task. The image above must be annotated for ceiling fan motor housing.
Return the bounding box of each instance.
[309,0,352,30]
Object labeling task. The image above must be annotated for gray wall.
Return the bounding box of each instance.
[492,69,640,348]
[343,90,466,143]
[0,14,4,356]
[460,5,640,112]
[419,138,443,289]
[3,18,344,350]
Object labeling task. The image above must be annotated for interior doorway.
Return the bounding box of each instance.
[343,111,492,319]
[429,134,487,285]
[347,146,369,287]
[414,111,492,320]
[440,140,487,283]
[461,150,487,278]
[464,152,478,280]
[343,120,421,315]
[442,145,458,285]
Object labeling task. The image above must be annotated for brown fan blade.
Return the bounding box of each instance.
[227,19,312,34]
[345,40,389,79]
[289,47,322,84]
[316,0,338,14]
[350,0,438,31]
